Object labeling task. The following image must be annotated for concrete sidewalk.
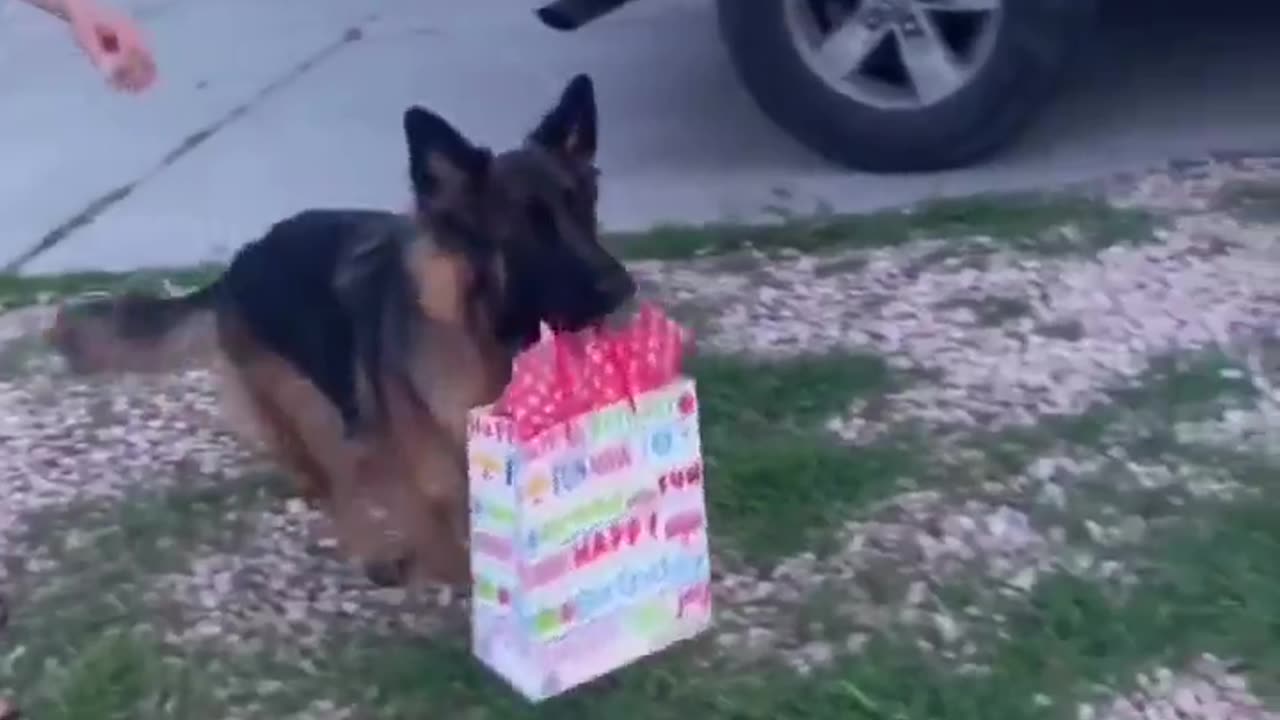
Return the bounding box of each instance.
[4,0,1280,274]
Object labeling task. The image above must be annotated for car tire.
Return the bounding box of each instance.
[716,0,1098,173]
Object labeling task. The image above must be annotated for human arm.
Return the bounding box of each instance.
[19,0,74,20]
[19,0,156,93]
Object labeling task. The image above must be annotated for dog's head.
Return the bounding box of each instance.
[402,73,635,348]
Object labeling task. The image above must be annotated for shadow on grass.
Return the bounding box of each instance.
[689,352,918,563]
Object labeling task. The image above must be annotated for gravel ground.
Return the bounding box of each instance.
[157,498,461,660]
[1081,655,1278,720]
[4,158,1280,716]
[0,355,250,583]
[631,160,1280,684]
[710,439,1262,677]
[643,210,1280,435]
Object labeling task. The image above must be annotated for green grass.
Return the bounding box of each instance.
[611,191,1155,261]
[20,630,214,720]
[0,264,222,311]
[4,278,1277,719]
[973,350,1258,475]
[1216,179,1280,222]
[1,476,281,720]
[0,349,912,718]
[976,490,1280,718]
[689,352,917,561]
[309,460,1280,720]
[1110,352,1256,414]
[0,192,1154,311]
[6,355,1278,719]
[196,471,1280,720]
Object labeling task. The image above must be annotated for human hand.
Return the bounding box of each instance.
[64,0,156,93]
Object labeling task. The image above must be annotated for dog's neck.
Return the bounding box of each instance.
[400,217,539,360]
[424,245,539,357]
[490,251,544,354]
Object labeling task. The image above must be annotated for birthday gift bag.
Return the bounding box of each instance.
[466,304,711,702]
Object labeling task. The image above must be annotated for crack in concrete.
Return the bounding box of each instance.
[3,22,370,273]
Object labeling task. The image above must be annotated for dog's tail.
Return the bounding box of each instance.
[47,281,223,374]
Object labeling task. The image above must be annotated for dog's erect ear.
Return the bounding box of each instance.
[529,74,597,163]
[403,106,490,202]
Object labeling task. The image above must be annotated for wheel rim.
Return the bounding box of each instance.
[785,0,1004,110]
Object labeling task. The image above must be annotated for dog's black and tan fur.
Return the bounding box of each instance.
[46,74,636,587]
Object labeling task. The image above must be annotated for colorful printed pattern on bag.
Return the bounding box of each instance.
[466,378,712,702]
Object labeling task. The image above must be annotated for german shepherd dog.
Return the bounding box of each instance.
[46,74,636,587]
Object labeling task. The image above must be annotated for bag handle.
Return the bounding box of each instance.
[537,323,587,443]
[543,323,582,394]
[600,329,639,414]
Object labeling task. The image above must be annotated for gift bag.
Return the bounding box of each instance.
[466,304,711,702]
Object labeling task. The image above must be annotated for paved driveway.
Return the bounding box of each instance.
[2,0,1280,273]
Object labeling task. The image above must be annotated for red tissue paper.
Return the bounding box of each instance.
[494,303,690,441]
